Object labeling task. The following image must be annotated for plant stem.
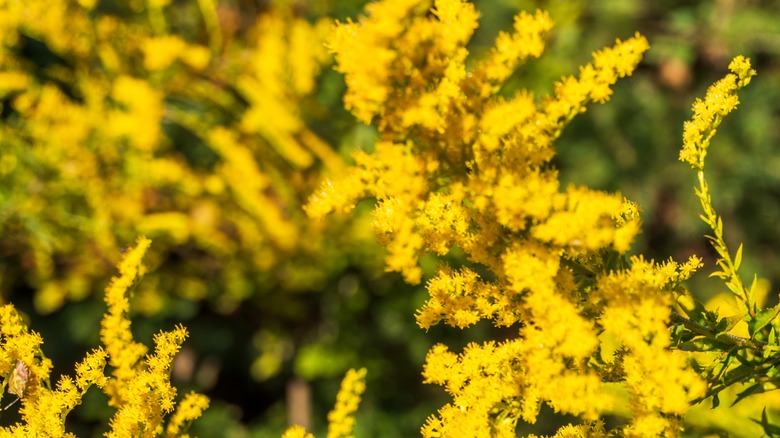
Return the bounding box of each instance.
[695,170,754,316]
[670,310,765,351]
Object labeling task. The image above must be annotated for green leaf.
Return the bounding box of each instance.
[731,383,762,406]
[732,352,756,366]
[709,271,728,279]
[752,407,780,437]
[749,305,780,339]
[750,274,760,314]
[766,363,780,378]
[677,295,709,325]
[735,243,744,271]
[715,317,730,333]
[750,274,759,295]
[726,280,743,296]
[711,393,720,409]
[719,363,756,388]
[716,314,746,335]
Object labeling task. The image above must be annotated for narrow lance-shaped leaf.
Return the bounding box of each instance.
[732,383,762,407]
[748,305,780,339]
[753,407,780,437]
[734,243,744,271]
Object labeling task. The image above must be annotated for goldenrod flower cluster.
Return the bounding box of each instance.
[307,0,720,435]
[0,0,772,436]
[671,55,780,437]
[1,0,382,387]
[282,425,315,438]
[679,56,756,171]
[0,237,206,436]
[326,368,367,438]
[0,0,360,324]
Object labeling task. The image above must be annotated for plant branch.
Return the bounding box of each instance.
[695,170,754,316]
[670,310,766,351]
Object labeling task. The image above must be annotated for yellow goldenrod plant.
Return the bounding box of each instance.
[0,228,359,436]
[307,0,780,436]
[2,0,779,436]
[0,0,354,314]
[0,0,384,393]
[0,237,207,437]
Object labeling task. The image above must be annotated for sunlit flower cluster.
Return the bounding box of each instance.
[0,237,206,436]
[0,0,359,325]
[326,367,367,438]
[0,0,380,388]
[307,0,719,435]
[679,56,755,170]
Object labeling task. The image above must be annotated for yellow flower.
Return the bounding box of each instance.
[102,237,150,384]
[310,1,654,433]
[0,308,108,435]
[679,56,755,170]
[97,237,207,436]
[327,368,368,438]
[142,36,187,70]
[470,10,553,95]
[165,392,211,437]
[108,76,164,151]
[282,425,314,438]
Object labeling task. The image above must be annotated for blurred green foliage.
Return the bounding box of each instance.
[1,0,779,436]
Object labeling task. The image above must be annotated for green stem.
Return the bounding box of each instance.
[695,170,754,316]
[690,365,755,405]
[147,0,168,36]
[197,0,223,52]
[670,310,765,351]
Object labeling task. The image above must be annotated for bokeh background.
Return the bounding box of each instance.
[1,0,779,436]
